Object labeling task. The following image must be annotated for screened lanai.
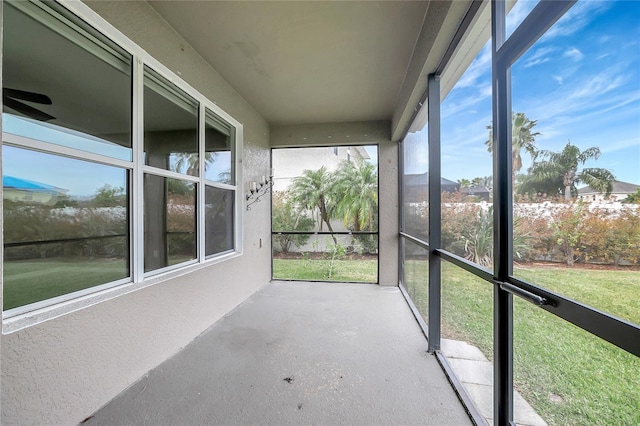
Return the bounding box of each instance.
[1,1,639,425]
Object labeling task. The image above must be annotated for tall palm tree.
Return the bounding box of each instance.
[172,152,218,176]
[289,166,338,244]
[486,112,540,189]
[521,141,615,201]
[334,160,378,232]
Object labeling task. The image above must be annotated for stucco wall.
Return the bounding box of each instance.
[1,2,271,425]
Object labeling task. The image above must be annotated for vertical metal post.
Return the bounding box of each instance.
[398,140,405,287]
[427,73,441,352]
[492,1,514,425]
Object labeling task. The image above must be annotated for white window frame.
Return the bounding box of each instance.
[2,0,244,333]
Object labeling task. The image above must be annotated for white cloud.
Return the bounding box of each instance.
[543,1,613,40]
[505,1,538,36]
[553,75,564,85]
[522,46,557,68]
[455,44,491,89]
[563,47,584,61]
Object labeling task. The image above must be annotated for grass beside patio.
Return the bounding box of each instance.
[272,257,378,283]
[439,262,639,426]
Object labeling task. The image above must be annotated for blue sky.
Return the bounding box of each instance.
[407,0,640,186]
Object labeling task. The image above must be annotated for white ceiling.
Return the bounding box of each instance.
[148,1,467,127]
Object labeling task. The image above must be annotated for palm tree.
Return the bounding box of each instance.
[334,160,378,232]
[172,152,218,176]
[521,141,615,201]
[486,112,540,189]
[289,166,338,244]
[457,178,472,190]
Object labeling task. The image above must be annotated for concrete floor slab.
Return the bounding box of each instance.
[441,339,547,426]
[441,339,488,361]
[446,358,493,386]
[87,281,472,426]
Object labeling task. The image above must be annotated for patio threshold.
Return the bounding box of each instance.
[86,281,472,425]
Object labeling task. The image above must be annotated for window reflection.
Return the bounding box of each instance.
[2,1,132,160]
[144,174,196,272]
[2,146,129,310]
[205,186,234,256]
[205,109,234,184]
[144,66,199,176]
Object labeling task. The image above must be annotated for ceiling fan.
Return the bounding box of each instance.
[3,88,55,122]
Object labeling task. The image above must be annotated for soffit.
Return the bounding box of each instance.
[148,1,465,126]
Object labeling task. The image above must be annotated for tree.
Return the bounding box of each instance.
[334,160,378,232]
[472,176,493,191]
[93,184,126,207]
[520,142,615,201]
[172,152,217,176]
[457,178,472,189]
[623,188,640,204]
[272,191,315,253]
[289,166,338,244]
[551,202,587,266]
[486,112,540,189]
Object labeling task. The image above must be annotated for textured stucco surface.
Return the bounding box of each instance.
[378,140,399,285]
[0,2,271,425]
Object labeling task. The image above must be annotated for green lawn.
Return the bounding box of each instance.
[272,258,377,283]
[439,262,640,426]
[3,258,128,310]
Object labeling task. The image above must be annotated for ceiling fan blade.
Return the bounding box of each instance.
[4,97,56,122]
[3,88,52,105]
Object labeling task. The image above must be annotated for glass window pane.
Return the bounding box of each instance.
[3,146,129,310]
[144,66,199,176]
[2,1,132,161]
[205,186,234,256]
[402,130,429,241]
[511,0,640,325]
[441,40,493,267]
[205,109,234,184]
[401,239,429,327]
[514,301,640,425]
[144,174,196,272]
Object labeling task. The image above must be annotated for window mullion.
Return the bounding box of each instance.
[132,57,145,284]
[198,103,206,263]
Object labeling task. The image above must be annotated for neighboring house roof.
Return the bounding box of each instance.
[461,186,490,196]
[404,172,459,192]
[3,176,68,195]
[577,180,639,195]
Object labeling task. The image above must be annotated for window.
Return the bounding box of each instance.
[144,66,199,176]
[2,0,242,318]
[2,0,132,160]
[3,146,130,310]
